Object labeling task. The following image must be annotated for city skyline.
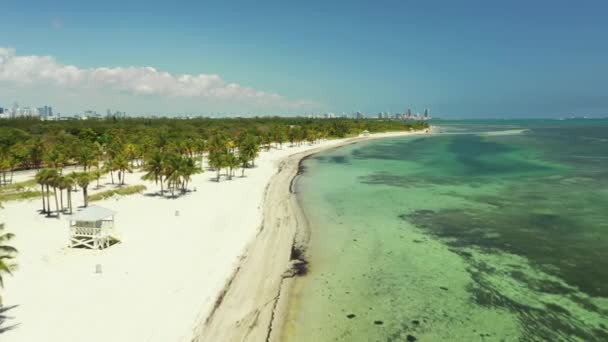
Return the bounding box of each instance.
[0,98,434,120]
[1,1,608,118]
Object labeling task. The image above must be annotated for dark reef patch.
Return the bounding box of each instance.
[404,208,608,298]
[329,155,350,164]
[403,205,608,340]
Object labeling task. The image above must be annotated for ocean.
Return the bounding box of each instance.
[284,119,608,341]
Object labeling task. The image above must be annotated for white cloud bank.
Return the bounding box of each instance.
[0,47,313,110]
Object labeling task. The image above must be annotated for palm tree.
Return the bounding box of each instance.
[0,151,13,186]
[104,162,116,185]
[260,131,272,150]
[0,152,7,186]
[44,147,64,171]
[271,125,287,149]
[239,154,249,177]
[28,138,45,170]
[112,154,132,185]
[207,131,228,155]
[46,169,61,217]
[77,145,96,171]
[0,222,17,288]
[142,151,165,194]
[225,152,239,180]
[56,174,75,213]
[35,169,49,214]
[61,174,76,214]
[6,156,17,185]
[162,153,181,197]
[194,138,207,170]
[91,169,103,189]
[75,172,92,208]
[124,143,139,167]
[178,157,200,192]
[208,150,225,182]
[238,134,260,167]
[35,168,59,216]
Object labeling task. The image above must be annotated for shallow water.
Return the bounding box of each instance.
[284,120,608,341]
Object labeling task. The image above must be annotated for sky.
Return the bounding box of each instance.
[1,0,607,118]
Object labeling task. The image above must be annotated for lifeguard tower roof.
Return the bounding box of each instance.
[68,206,116,222]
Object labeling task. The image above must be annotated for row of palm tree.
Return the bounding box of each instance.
[1,117,428,181]
[206,132,260,181]
[141,152,200,197]
[34,169,93,215]
[0,152,17,186]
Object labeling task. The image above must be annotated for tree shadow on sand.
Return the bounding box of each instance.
[0,305,20,334]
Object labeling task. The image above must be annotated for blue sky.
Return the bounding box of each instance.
[1,0,607,117]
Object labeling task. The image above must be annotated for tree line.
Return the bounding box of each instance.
[0,117,428,211]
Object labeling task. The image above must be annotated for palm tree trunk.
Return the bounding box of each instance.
[60,189,64,212]
[160,175,164,194]
[110,171,114,184]
[83,186,89,207]
[216,169,220,182]
[45,185,51,216]
[68,189,73,214]
[53,187,60,217]
[40,184,46,213]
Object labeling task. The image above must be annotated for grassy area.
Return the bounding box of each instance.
[0,179,37,191]
[0,190,41,202]
[88,185,147,202]
[0,179,40,202]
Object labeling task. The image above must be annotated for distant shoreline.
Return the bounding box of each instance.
[194,129,432,341]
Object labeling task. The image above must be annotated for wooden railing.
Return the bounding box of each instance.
[70,221,113,237]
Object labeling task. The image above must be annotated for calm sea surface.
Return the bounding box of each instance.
[284,120,608,341]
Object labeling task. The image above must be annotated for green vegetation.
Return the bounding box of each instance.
[0,179,40,203]
[0,198,17,306]
[0,190,41,203]
[0,223,16,289]
[0,116,427,206]
[88,185,147,202]
[0,179,36,191]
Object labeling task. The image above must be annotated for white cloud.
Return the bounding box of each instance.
[0,47,312,109]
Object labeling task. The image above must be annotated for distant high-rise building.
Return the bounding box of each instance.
[38,105,53,119]
[424,109,429,118]
[407,108,412,117]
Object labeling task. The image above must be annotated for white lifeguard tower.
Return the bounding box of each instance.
[361,130,370,137]
[67,206,117,249]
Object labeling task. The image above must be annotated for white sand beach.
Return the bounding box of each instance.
[1,130,425,342]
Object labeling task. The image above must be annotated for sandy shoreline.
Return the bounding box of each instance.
[194,130,428,341]
[0,129,427,342]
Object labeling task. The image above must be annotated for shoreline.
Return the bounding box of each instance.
[194,129,429,341]
[0,129,430,342]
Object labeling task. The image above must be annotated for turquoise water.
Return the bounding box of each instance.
[284,120,608,341]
